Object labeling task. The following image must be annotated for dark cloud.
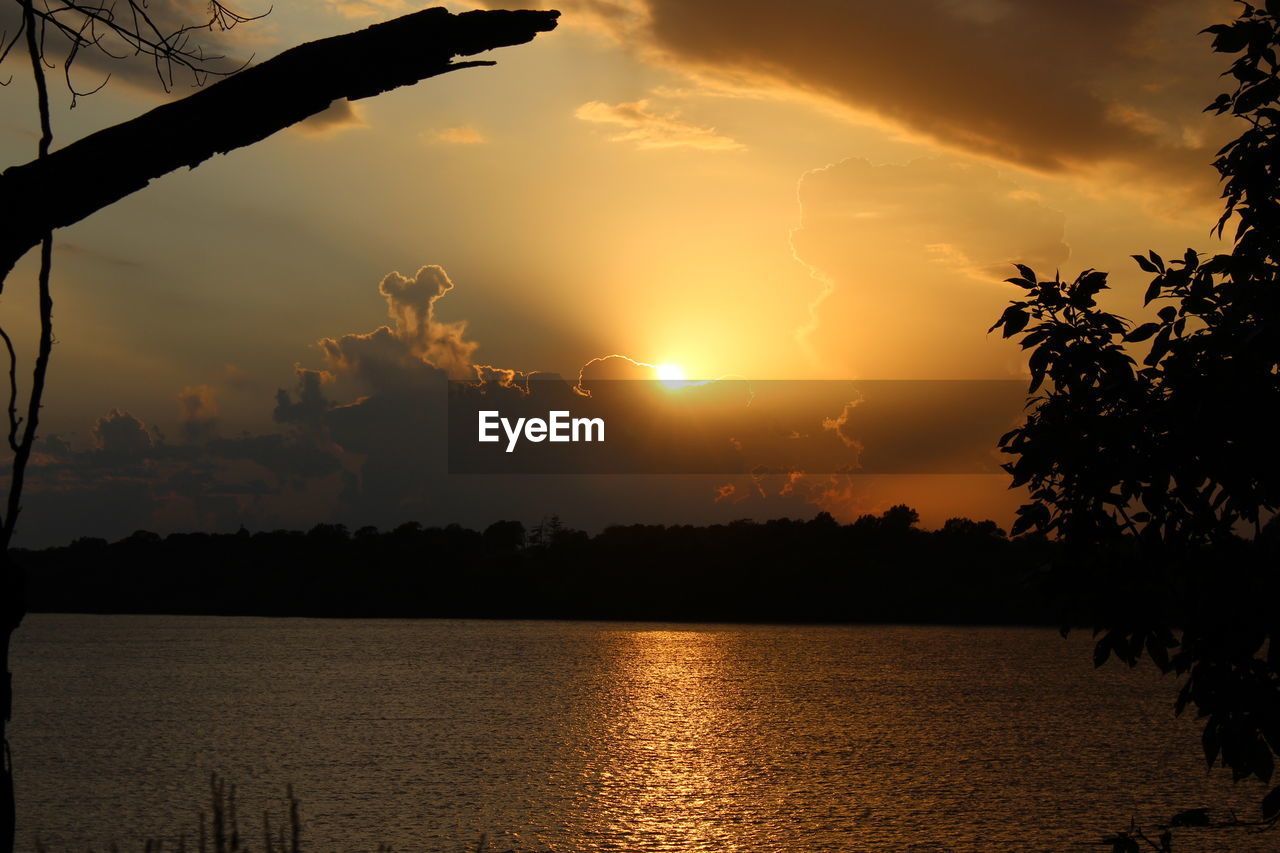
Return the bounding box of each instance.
[92,408,155,459]
[20,405,346,545]
[274,368,334,431]
[640,0,1198,170]
[177,385,218,443]
[206,434,342,483]
[504,0,1231,198]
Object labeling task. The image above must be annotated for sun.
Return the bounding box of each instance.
[655,364,686,382]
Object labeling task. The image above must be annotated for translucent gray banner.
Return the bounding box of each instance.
[447,379,1025,475]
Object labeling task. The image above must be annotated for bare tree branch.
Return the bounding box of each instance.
[21,0,268,97]
[0,6,560,282]
[0,326,18,454]
[1,0,55,534]
[0,234,52,548]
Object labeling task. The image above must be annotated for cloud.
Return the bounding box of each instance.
[19,263,812,546]
[53,241,141,269]
[177,385,219,443]
[294,99,367,135]
[92,408,155,458]
[467,0,644,38]
[325,0,408,19]
[575,99,746,151]
[575,353,661,387]
[503,0,1232,203]
[796,158,1070,279]
[427,125,489,145]
[206,434,342,483]
[23,405,349,544]
[274,368,334,431]
[223,363,252,390]
[790,157,1070,376]
[18,260,1032,546]
[318,265,480,386]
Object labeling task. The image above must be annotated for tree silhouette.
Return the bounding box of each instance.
[0,6,558,851]
[990,0,1280,822]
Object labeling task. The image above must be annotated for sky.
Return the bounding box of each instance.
[0,0,1242,546]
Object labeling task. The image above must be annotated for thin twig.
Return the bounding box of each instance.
[0,326,19,453]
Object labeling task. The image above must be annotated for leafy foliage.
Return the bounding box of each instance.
[990,0,1280,820]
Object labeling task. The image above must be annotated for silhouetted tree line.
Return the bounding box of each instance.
[14,508,1062,624]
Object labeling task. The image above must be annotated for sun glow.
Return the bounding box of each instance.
[656,363,686,382]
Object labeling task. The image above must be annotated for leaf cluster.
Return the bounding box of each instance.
[990,0,1280,819]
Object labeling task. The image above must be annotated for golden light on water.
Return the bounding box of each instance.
[584,629,743,852]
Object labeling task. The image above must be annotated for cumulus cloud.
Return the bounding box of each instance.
[575,99,745,151]
[318,265,481,389]
[19,263,823,546]
[92,408,155,458]
[23,403,349,545]
[27,262,1029,546]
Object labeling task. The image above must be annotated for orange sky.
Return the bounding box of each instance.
[0,0,1244,545]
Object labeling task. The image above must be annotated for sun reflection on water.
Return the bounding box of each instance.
[570,629,777,852]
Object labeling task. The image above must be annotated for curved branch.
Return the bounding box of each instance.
[0,326,18,454]
[0,7,560,281]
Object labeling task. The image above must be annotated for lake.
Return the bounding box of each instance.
[8,615,1265,852]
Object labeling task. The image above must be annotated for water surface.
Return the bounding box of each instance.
[10,615,1263,852]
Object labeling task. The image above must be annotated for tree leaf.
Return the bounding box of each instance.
[1263,784,1280,821]
[1126,322,1162,343]
[1204,720,1221,768]
[1145,326,1173,366]
[1133,254,1159,273]
[998,305,1031,337]
[1094,634,1113,668]
[1210,22,1252,53]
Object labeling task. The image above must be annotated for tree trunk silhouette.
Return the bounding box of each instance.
[0,8,556,852]
[0,6,560,281]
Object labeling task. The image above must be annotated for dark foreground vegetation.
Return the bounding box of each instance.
[14,508,1060,624]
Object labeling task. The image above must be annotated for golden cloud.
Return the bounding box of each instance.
[575,98,745,151]
[428,125,490,145]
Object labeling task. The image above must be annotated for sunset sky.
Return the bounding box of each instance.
[0,0,1241,545]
